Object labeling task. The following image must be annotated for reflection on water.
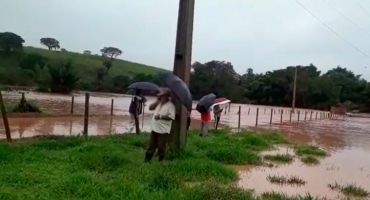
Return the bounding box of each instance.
[1,92,370,198]
[237,147,370,199]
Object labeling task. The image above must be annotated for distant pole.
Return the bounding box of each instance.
[110,99,114,115]
[316,112,318,120]
[70,96,74,114]
[170,0,195,150]
[238,106,241,132]
[298,110,300,121]
[228,103,231,113]
[0,91,11,142]
[289,110,292,123]
[255,108,259,127]
[292,67,297,113]
[270,108,273,125]
[280,110,283,123]
[304,111,307,121]
[248,108,250,115]
[310,111,312,120]
[83,93,90,136]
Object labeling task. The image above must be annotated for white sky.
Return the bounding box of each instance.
[1,0,370,79]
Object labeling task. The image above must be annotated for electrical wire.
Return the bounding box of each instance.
[322,0,370,37]
[358,3,370,18]
[294,0,370,59]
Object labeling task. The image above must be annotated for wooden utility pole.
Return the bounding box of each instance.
[170,0,195,150]
[0,91,11,142]
[292,67,297,113]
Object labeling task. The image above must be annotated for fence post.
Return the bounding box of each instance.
[289,110,292,123]
[270,108,273,125]
[298,110,300,121]
[0,91,11,142]
[111,99,114,115]
[310,111,312,120]
[83,93,90,136]
[70,96,74,114]
[280,109,283,123]
[304,111,307,121]
[248,108,250,115]
[237,106,241,132]
[255,108,259,127]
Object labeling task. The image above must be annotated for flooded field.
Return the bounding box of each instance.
[1,91,369,199]
[0,91,327,138]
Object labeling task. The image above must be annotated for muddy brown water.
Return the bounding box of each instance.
[1,91,369,199]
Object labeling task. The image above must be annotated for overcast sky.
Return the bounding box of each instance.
[1,0,370,79]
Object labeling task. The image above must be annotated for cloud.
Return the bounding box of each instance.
[1,0,369,79]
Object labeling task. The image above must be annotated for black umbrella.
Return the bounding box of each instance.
[196,93,216,113]
[159,73,192,111]
[128,82,160,92]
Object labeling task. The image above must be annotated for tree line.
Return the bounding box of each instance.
[1,32,369,112]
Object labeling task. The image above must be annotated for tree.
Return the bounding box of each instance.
[47,62,80,93]
[0,32,25,52]
[103,60,113,72]
[40,38,60,50]
[100,47,122,59]
[83,50,91,55]
[19,53,48,72]
[60,48,67,52]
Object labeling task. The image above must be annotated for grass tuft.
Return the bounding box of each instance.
[328,182,370,197]
[267,175,306,186]
[263,154,294,163]
[294,145,327,157]
[300,155,320,165]
[261,191,323,200]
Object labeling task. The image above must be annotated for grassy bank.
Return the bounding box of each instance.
[0,47,166,93]
[0,130,328,200]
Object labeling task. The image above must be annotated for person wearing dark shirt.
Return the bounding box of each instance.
[128,89,146,133]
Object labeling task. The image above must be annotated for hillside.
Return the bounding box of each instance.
[0,46,167,92]
[24,47,166,77]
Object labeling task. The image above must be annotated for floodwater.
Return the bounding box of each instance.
[1,91,370,198]
[0,91,328,138]
[238,118,370,199]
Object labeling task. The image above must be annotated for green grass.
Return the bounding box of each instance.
[267,175,307,186]
[0,47,166,89]
[0,130,292,200]
[293,145,327,157]
[0,129,324,200]
[261,192,324,200]
[24,46,165,77]
[328,182,370,198]
[263,154,294,163]
[300,155,320,165]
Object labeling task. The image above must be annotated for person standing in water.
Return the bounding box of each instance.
[145,88,175,162]
[128,89,146,134]
[213,105,223,130]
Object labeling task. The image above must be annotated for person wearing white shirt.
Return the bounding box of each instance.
[144,88,175,162]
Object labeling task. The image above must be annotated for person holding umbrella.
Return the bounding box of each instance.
[145,88,175,162]
[128,89,147,134]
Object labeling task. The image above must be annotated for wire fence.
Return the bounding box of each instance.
[0,92,339,141]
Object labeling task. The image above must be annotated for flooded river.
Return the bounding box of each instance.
[1,91,369,199]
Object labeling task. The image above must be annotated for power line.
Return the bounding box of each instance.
[294,0,370,59]
[322,0,370,37]
[358,3,370,18]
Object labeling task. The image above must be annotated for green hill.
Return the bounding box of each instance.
[0,46,167,92]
